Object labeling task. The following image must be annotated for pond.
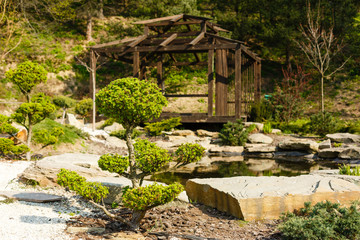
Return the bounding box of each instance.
[151,156,340,185]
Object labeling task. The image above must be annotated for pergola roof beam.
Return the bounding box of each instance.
[128,35,148,48]
[133,14,183,24]
[160,33,178,47]
[189,32,205,45]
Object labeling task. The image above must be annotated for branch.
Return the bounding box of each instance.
[89,200,131,227]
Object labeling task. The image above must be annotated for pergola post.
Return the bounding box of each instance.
[255,60,262,103]
[133,51,140,78]
[215,49,228,116]
[235,48,242,119]
[90,49,97,131]
[157,55,164,92]
[207,49,214,116]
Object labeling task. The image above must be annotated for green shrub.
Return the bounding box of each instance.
[272,119,310,134]
[342,120,360,134]
[75,98,92,119]
[98,153,129,175]
[33,127,64,147]
[309,112,343,137]
[144,117,182,136]
[339,164,360,176]
[263,122,273,134]
[219,119,250,146]
[278,201,360,240]
[100,118,115,129]
[122,183,184,211]
[0,138,30,156]
[249,101,274,122]
[110,129,142,140]
[57,169,109,203]
[175,143,205,165]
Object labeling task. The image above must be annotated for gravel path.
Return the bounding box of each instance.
[0,161,94,240]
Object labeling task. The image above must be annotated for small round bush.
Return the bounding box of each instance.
[98,154,129,175]
[175,143,205,164]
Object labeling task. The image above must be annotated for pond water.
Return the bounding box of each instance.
[151,156,340,185]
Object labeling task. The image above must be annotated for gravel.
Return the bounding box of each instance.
[0,160,95,240]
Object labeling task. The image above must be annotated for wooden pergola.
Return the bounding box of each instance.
[90,14,261,123]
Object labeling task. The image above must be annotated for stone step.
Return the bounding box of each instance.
[0,191,62,203]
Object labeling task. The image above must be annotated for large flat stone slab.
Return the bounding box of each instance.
[326,133,360,143]
[0,191,62,203]
[186,174,360,221]
[20,153,116,186]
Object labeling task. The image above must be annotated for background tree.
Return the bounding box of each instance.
[75,98,92,123]
[11,93,55,160]
[53,95,76,124]
[295,3,348,113]
[5,61,48,102]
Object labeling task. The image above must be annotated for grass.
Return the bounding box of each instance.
[33,118,87,146]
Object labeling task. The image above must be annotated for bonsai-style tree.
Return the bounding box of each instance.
[53,95,76,124]
[5,61,48,102]
[75,98,93,123]
[12,93,56,160]
[0,114,29,158]
[57,77,206,230]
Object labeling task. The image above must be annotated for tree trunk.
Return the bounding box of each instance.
[126,128,139,188]
[86,15,93,41]
[321,75,324,113]
[26,117,32,161]
[130,210,146,230]
[98,0,104,19]
[61,109,66,125]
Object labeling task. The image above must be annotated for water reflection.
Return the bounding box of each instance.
[151,156,339,185]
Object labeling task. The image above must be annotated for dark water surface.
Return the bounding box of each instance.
[151,156,339,185]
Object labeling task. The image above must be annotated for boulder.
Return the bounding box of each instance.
[82,127,109,140]
[103,122,124,133]
[19,153,115,187]
[208,146,244,156]
[171,130,195,137]
[245,144,276,153]
[278,139,319,153]
[105,136,127,149]
[271,129,282,134]
[338,147,360,160]
[186,174,360,221]
[248,133,273,144]
[326,133,360,143]
[244,122,264,131]
[65,113,84,129]
[196,129,219,138]
[318,148,344,159]
[319,139,332,149]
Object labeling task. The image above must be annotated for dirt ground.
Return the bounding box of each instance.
[67,201,283,240]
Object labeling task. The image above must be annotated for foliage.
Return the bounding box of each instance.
[5,61,48,101]
[33,118,86,145]
[263,122,273,134]
[249,100,274,122]
[175,143,205,165]
[309,112,343,137]
[0,114,18,135]
[75,98,93,119]
[53,96,76,109]
[100,118,115,129]
[32,127,64,147]
[96,78,167,130]
[270,66,311,122]
[122,183,184,211]
[342,120,360,134]
[0,138,30,156]
[144,117,182,136]
[278,201,360,240]
[272,119,311,135]
[110,129,142,140]
[12,93,56,130]
[219,119,251,146]
[134,139,172,173]
[98,153,129,175]
[57,169,109,203]
[339,164,360,176]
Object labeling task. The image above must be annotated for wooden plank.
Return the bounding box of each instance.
[164,94,208,98]
[147,20,202,27]
[91,37,138,49]
[240,45,260,61]
[206,22,230,33]
[133,14,183,24]
[255,61,261,102]
[156,113,245,123]
[235,49,242,119]
[183,14,211,21]
[142,37,207,46]
[189,32,205,45]
[170,14,184,23]
[205,33,244,44]
[160,33,178,46]
[148,61,207,67]
[143,31,201,39]
[95,43,238,53]
[133,51,140,78]
[128,35,148,47]
[208,49,214,117]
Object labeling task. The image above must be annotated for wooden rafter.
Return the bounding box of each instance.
[128,35,148,47]
[160,33,178,46]
[189,32,205,45]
